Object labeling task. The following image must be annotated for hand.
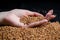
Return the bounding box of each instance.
[2,9,48,28]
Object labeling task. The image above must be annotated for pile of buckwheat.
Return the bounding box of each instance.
[0,15,60,40]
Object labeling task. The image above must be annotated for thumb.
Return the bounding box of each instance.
[28,19,48,27]
[14,22,28,28]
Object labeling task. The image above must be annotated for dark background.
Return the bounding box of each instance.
[0,0,60,22]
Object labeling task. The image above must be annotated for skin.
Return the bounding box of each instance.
[0,9,56,28]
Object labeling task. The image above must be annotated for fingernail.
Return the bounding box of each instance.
[49,9,53,13]
[43,19,48,22]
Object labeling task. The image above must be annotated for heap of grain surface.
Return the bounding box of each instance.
[0,15,60,40]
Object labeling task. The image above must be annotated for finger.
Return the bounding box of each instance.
[46,9,53,17]
[47,9,53,15]
[26,11,34,16]
[48,15,56,20]
[50,15,56,18]
[27,12,44,17]
[28,19,48,27]
[32,12,44,17]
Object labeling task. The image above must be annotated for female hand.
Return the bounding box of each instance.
[1,9,55,28]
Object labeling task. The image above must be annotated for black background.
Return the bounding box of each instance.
[0,0,60,22]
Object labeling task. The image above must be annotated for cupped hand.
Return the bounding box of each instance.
[2,9,55,28]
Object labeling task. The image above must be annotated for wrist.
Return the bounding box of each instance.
[0,11,10,24]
